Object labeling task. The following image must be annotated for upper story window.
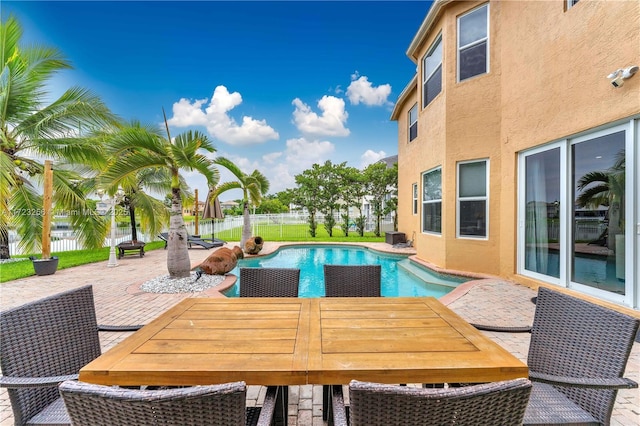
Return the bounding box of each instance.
[422,35,442,107]
[412,183,418,215]
[408,104,418,142]
[422,167,442,234]
[457,4,489,82]
[567,0,579,9]
[457,159,488,238]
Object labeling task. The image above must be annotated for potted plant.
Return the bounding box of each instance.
[31,160,58,275]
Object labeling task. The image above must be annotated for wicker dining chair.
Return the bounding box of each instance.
[329,378,532,426]
[0,285,142,426]
[323,264,381,297]
[239,267,300,297]
[59,380,278,426]
[472,287,639,425]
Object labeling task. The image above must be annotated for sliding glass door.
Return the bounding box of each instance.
[519,122,635,306]
[571,131,625,295]
[523,147,561,279]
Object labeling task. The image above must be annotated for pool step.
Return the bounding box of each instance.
[396,259,465,288]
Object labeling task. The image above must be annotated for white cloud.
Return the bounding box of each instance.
[217,138,335,195]
[167,85,279,145]
[292,96,350,137]
[284,137,335,168]
[360,149,387,168]
[346,74,392,106]
[263,152,283,163]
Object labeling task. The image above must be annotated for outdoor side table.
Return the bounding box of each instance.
[117,241,146,259]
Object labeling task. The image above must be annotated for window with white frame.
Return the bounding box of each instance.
[457,4,489,82]
[567,0,579,9]
[422,168,442,233]
[422,35,442,107]
[412,183,418,215]
[409,104,418,142]
[457,160,488,238]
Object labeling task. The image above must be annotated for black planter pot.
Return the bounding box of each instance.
[29,256,59,276]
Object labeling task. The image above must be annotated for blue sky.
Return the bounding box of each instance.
[4,0,432,200]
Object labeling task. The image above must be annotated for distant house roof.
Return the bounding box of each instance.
[377,155,398,168]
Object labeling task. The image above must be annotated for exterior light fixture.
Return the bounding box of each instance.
[607,65,639,88]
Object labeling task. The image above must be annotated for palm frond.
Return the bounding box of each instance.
[17,86,118,141]
[214,156,244,181]
[211,181,242,200]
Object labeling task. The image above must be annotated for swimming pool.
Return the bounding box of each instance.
[224,245,468,298]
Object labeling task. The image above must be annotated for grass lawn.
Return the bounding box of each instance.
[1,226,386,283]
[0,241,165,283]
[214,224,386,242]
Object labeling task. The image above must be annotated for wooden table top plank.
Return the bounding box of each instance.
[134,339,297,354]
[321,317,450,328]
[167,318,300,329]
[153,328,298,340]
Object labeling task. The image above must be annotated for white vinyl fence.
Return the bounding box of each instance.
[8,213,395,255]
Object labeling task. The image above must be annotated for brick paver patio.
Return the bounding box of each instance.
[1,242,638,425]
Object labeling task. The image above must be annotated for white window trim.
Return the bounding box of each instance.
[456,159,489,239]
[566,0,579,10]
[457,3,490,83]
[412,183,418,215]
[422,167,442,235]
[408,104,418,142]
[422,34,442,108]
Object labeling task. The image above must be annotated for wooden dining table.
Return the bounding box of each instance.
[80,297,528,423]
[80,297,527,386]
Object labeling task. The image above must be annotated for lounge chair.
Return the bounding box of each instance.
[59,380,278,426]
[471,287,639,425]
[158,232,224,249]
[0,286,142,426]
[329,378,532,426]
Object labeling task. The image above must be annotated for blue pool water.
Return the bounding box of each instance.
[224,245,468,298]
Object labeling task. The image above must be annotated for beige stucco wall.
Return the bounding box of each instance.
[396,0,640,280]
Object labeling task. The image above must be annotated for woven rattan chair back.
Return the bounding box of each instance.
[59,380,247,426]
[347,378,532,426]
[528,287,639,424]
[324,264,381,297]
[239,267,300,297]
[0,286,101,425]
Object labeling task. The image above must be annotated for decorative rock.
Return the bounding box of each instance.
[244,236,264,255]
[198,246,244,275]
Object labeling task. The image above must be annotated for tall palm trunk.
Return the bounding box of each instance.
[241,201,252,250]
[167,188,191,278]
[129,205,138,242]
[0,230,9,259]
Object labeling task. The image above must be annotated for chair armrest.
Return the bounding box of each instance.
[470,323,532,333]
[256,386,278,426]
[0,374,79,388]
[530,371,638,389]
[98,324,143,332]
[329,385,349,426]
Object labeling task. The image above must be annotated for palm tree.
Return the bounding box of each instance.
[211,157,269,249]
[0,16,118,258]
[100,116,219,278]
[576,151,625,251]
